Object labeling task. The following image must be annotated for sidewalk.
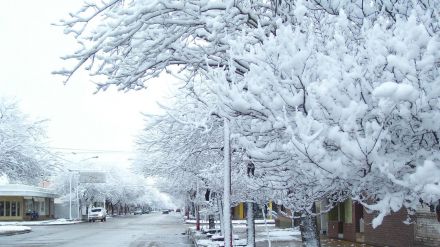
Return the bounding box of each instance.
[0,218,82,226]
[188,224,375,247]
[0,218,82,235]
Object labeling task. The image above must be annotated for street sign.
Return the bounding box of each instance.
[79,171,106,183]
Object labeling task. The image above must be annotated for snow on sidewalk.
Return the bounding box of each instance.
[0,226,31,235]
[192,227,301,247]
[0,218,82,226]
[185,219,275,225]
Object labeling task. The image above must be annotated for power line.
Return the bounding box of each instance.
[50,147,135,154]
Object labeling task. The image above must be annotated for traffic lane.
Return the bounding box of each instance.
[0,212,192,247]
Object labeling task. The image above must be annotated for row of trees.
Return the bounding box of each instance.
[0,99,156,215]
[58,1,440,246]
[0,100,55,185]
[52,160,160,218]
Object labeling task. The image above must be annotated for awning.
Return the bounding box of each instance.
[0,184,58,198]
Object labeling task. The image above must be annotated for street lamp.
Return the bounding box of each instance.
[68,156,99,220]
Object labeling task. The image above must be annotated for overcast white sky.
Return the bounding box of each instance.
[0,1,174,167]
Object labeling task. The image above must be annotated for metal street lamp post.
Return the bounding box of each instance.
[68,156,99,220]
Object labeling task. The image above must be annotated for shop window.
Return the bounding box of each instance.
[11,202,16,216]
[24,199,33,215]
[5,201,10,216]
[39,200,46,215]
[0,201,4,216]
[17,202,21,216]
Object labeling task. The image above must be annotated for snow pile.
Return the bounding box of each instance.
[0,226,31,235]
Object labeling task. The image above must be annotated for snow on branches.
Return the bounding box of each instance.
[58,0,440,229]
[0,100,52,185]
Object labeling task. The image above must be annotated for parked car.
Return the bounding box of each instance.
[134,209,143,215]
[162,210,170,214]
[142,209,150,214]
[175,208,181,212]
[88,207,107,222]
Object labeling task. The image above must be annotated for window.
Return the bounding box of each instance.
[0,201,4,216]
[11,202,16,216]
[0,200,21,218]
[5,201,10,216]
[24,199,33,214]
[17,202,20,216]
[39,200,45,215]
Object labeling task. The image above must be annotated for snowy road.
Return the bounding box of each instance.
[0,212,193,247]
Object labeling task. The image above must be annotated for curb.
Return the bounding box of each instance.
[187,228,199,247]
[0,221,84,227]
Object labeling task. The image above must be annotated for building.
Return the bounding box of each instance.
[0,184,58,221]
[322,199,440,247]
[231,202,273,220]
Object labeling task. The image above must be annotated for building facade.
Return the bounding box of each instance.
[323,199,440,247]
[0,184,57,221]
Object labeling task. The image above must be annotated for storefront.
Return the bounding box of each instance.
[0,184,57,221]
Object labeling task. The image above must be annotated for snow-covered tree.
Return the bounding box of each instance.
[205,0,440,230]
[58,1,440,246]
[0,100,54,185]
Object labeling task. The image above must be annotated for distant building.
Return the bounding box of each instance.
[0,184,58,221]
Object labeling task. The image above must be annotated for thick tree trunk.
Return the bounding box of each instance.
[246,202,255,247]
[300,204,321,247]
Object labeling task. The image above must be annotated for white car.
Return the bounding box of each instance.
[88,207,107,222]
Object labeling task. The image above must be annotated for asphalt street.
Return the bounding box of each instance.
[0,212,193,247]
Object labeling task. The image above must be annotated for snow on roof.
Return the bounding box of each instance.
[0,184,58,198]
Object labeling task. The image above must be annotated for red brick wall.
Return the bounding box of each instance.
[328,220,339,238]
[414,207,440,247]
[364,208,414,247]
[343,203,357,242]
[343,222,356,242]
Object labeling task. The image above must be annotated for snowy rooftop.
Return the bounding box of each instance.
[0,184,58,198]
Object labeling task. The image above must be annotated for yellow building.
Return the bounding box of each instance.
[232,202,273,220]
[0,184,57,221]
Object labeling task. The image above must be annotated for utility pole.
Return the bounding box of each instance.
[223,117,232,247]
[68,155,99,220]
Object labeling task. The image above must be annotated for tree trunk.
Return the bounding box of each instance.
[246,202,255,247]
[218,197,225,237]
[208,214,215,229]
[223,117,232,247]
[196,204,201,231]
[300,204,321,247]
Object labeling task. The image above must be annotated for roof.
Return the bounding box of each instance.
[0,184,58,198]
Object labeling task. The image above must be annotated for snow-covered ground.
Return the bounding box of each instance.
[185,219,275,225]
[195,227,301,247]
[0,226,31,235]
[256,228,301,242]
[0,218,81,226]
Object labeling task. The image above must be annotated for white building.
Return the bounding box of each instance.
[0,184,57,221]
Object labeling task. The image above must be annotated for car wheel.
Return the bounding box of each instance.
[104,217,106,222]
[93,220,95,222]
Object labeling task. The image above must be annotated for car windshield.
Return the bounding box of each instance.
[91,209,102,212]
